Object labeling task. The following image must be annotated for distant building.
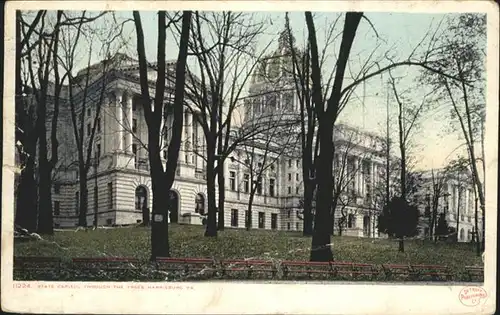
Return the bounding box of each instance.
[415,169,482,243]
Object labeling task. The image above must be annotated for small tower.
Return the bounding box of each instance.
[277,15,296,55]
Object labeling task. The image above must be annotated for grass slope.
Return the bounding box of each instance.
[15,225,482,272]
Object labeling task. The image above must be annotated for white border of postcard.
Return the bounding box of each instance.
[2,1,498,314]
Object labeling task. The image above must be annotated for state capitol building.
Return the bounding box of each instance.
[39,32,479,242]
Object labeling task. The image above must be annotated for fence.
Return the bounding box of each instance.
[13,256,484,282]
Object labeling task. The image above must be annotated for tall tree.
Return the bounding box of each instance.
[388,71,430,201]
[330,126,378,236]
[285,13,341,236]
[16,11,110,233]
[333,131,365,236]
[303,11,463,260]
[60,11,124,227]
[305,12,364,261]
[20,11,67,234]
[181,11,271,236]
[427,168,450,240]
[447,158,471,241]
[241,108,298,230]
[133,10,192,258]
[419,13,486,252]
[15,11,45,232]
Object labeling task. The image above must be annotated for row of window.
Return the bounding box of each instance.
[230,209,278,229]
[229,157,299,170]
[287,222,301,230]
[228,172,302,196]
[453,214,474,222]
[228,172,270,195]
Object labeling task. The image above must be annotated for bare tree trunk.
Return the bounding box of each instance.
[456,181,461,242]
[150,171,169,258]
[142,204,150,226]
[310,123,334,261]
[16,145,38,232]
[466,139,485,250]
[205,157,218,236]
[385,83,391,206]
[134,10,192,259]
[307,11,362,262]
[217,163,225,230]
[246,189,256,231]
[33,11,62,235]
[329,197,339,236]
[481,203,485,252]
[474,195,480,256]
[43,10,63,233]
[480,117,486,252]
[394,79,407,201]
[446,79,485,249]
[37,160,54,234]
[78,171,88,227]
[36,84,53,235]
[148,95,172,258]
[432,194,439,242]
[302,179,314,235]
[15,11,42,232]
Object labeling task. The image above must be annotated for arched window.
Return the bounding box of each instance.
[135,186,147,210]
[195,193,205,215]
[363,216,370,236]
[460,228,465,241]
[348,214,356,228]
[168,190,179,223]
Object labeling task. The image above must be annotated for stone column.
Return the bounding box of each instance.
[187,111,193,164]
[361,159,365,197]
[125,94,133,154]
[453,185,458,215]
[449,185,454,214]
[103,94,111,153]
[469,189,473,215]
[179,111,186,163]
[223,158,229,189]
[115,90,124,152]
[370,161,375,198]
[464,188,469,215]
[357,157,362,196]
[373,162,378,186]
[351,156,357,194]
[193,115,199,168]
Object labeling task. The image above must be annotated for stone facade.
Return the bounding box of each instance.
[416,169,482,243]
[47,53,387,239]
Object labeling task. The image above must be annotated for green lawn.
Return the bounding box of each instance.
[15,224,482,273]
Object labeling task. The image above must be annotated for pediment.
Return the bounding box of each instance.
[120,64,177,87]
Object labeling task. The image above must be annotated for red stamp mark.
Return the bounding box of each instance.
[459,286,488,307]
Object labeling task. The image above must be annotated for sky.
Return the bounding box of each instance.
[36,10,483,171]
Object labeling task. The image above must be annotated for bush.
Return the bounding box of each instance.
[378,196,419,239]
